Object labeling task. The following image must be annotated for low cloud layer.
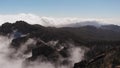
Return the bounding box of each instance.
[0,35,86,68]
[0,13,119,27]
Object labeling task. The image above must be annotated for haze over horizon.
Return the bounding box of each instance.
[0,0,120,26]
[0,13,120,27]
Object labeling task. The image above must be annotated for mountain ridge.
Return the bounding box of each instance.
[1,21,120,41]
[0,13,119,27]
[0,21,120,68]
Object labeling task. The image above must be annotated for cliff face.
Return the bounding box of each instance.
[0,21,120,68]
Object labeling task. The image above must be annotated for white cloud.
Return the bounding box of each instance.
[0,13,120,27]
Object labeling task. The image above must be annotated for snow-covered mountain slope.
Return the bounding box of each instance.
[0,13,119,27]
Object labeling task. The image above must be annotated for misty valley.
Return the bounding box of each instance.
[0,21,120,68]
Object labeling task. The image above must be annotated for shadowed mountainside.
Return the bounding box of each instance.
[0,21,120,68]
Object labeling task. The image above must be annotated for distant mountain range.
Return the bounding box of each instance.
[0,13,118,27]
[0,20,120,41]
[0,21,120,68]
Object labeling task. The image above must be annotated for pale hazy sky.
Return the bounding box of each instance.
[0,0,119,18]
[0,0,120,25]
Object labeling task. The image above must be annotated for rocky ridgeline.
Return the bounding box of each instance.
[0,21,120,68]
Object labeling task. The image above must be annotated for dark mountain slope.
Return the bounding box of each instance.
[1,21,120,42]
[101,24,120,32]
[61,25,120,41]
[0,21,120,68]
